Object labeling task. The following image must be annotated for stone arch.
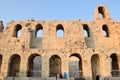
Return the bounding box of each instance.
[7,54,21,77]
[0,54,2,72]
[102,24,109,37]
[69,53,83,78]
[96,75,100,80]
[98,7,106,18]
[13,24,22,37]
[56,24,64,37]
[110,53,120,77]
[35,24,43,37]
[49,55,61,77]
[82,24,90,37]
[94,6,110,20]
[27,53,42,77]
[91,54,100,80]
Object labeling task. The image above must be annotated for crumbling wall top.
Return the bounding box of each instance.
[94,5,110,21]
[0,21,4,32]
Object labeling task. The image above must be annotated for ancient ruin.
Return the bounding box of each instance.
[0,5,119,80]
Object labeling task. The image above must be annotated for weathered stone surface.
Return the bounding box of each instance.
[0,5,120,80]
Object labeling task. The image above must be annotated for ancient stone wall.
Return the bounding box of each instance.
[0,5,120,80]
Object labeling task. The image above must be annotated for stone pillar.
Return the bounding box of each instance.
[100,56,111,77]
[42,56,49,78]
[19,60,27,77]
[22,27,34,48]
[82,58,93,80]
[117,55,120,71]
[0,53,9,79]
[61,57,69,78]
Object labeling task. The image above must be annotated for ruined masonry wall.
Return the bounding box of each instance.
[0,5,119,80]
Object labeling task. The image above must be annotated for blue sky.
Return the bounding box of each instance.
[0,0,120,26]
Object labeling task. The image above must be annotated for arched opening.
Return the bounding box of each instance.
[7,54,21,77]
[102,25,109,37]
[96,75,100,80]
[56,24,64,37]
[83,24,90,37]
[27,54,42,77]
[91,54,100,80]
[13,24,22,37]
[110,53,120,77]
[0,54,2,72]
[98,7,105,18]
[49,55,61,77]
[35,24,43,37]
[69,53,83,78]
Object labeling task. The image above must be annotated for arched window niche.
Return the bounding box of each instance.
[35,24,43,38]
[13,24,22,38]
[102,25,109,37]
[56,24,64,38]
[83,24,90,37]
